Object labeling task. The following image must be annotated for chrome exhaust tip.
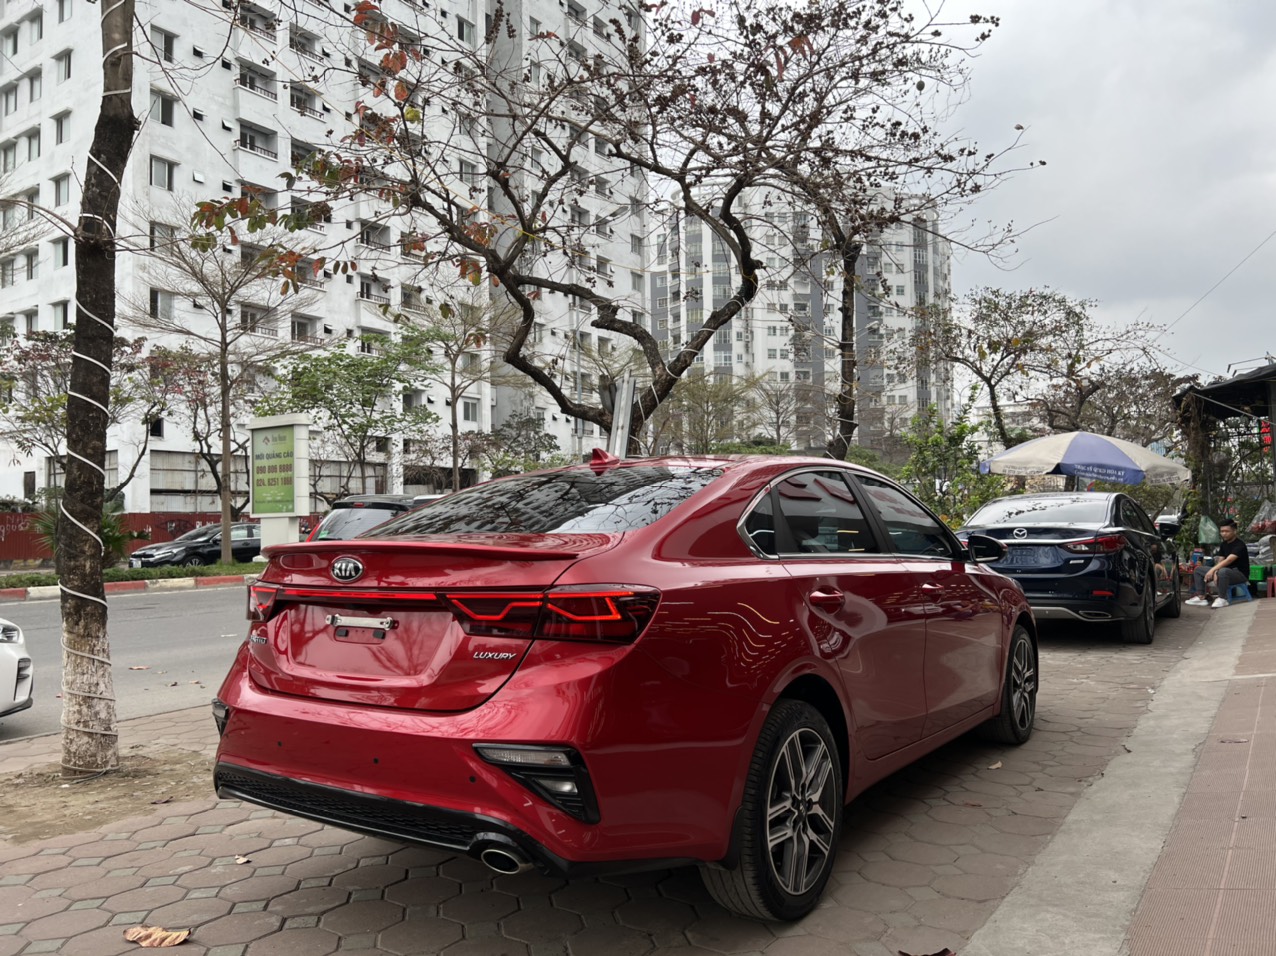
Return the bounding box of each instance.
[480,846,533,875]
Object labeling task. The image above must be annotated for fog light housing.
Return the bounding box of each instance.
[211,698,230,736]
[474,744,599,823]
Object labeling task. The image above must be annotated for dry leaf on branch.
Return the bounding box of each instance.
[123,925,191,947]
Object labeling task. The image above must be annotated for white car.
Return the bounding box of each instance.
[0,617,33,719]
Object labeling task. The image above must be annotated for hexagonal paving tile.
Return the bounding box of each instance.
[194,911,284,946]
[567,924,655,956]
[501,904,584,944]
[684,913,776,954]
[438,888,520,924]
[385,876,463,908]
[615,897,697,935]
[551,879,629,915]
[378,915,465,955]
[331,864,408,892]
[246,927,340,956]
[440,938,530,956]
[320,899,404,935]
[269,886,351,917]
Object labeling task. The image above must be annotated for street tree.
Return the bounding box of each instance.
[898,401,1005,526]
[147,345,258,519]
[257,336,439,501]
[645,368,758,455]
[123,201,324,562]
[57,0,138,775]
[192,0,1028,456]
[0,331,179,493]
[478,405,572,476]
[906,288,1099,448]
[749,378,801,450]
[0,172,52,261]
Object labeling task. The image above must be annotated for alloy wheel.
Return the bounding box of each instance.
[1008,638,1037,733]
[766,728,837,897]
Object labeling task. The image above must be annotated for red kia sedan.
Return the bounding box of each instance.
[212,454,1036,920]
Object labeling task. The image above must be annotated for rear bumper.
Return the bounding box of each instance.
[214,763,693,877]
[212,640,755,868]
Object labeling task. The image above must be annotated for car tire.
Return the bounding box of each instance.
[1121,575,1156,644]
[180,555,205,568]
[700,699,842,921]
[979,625,1037,745]
[1157,569,1182,619]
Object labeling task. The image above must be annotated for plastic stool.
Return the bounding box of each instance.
[1227,583,1253,603]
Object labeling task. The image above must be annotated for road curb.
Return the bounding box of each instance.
[0,574,255,603]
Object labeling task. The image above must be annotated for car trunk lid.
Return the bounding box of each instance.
[972,525,1123,574]
[245,534,623,711]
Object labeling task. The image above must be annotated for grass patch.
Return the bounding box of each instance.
[1,562,259,590]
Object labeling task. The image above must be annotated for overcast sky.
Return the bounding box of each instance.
[941,0,1276,384]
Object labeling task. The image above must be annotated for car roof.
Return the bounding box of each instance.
[332,494,417,506]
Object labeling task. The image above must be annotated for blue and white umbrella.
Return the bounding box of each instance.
[979,431,1190,486]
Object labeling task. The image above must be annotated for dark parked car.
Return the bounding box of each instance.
[959,492,1180,644]
[213,456,1036,921]
[307,494,421,541]
[129,522,261,568]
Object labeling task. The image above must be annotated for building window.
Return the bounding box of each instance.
[54,112,70,145]
[0,141,15,172]
[149,418,165,438]
[57,0,71,22]
[52,173,70,206]
[151,27,175,62]
[52,237,69,267]
[456,18,475,44]
[149,221,176,250]
[148,288,174,320]
[52,301,69,329]
[630,233,642,255]
[55,51,71,82]
[27,72,41,103]
[150,91,175,127]
[895,285,905,296]
[149,156,176,190]
[29,15,43,42]
[25,130,39,161]
[2,86,18,115]
[24,250,37,280]
[462,398,479,423]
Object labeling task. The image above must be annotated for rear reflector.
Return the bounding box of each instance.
[1062,535,1128,555]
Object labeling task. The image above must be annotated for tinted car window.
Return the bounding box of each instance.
[174,526,218,543]
[743,491,778,556]
[774,471,879,555]
[314,506,405,540]
[1121,498,1154,534]
[966,496,1112,526]
[367,466,723,536]
[856,476,954,558]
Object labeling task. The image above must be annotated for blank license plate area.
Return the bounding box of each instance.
[291,604,458,677]
[1001,545,1055,568]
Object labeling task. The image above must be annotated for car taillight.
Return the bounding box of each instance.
[247,584,280,622]
[1062,535,1128,554]
[446,586,660,644]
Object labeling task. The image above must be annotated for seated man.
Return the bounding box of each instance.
[1184,519,1250,608]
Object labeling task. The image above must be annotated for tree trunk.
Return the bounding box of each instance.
[984,381,1013,448]
[218,345,233,564]
[57,0,136,776]
[826,241,862,460]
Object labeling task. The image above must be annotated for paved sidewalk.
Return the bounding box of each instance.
[0,574,256,603]
[0,601,1268,955]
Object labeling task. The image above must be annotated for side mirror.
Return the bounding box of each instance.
[210,535,222,545]
[1154,517,1181,539]
[966,533,1007,565]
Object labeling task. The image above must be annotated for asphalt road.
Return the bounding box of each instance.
[0,585,248,743]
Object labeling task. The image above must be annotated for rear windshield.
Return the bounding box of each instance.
[365,466,723,536]
[966,497,1112,526]
[314,505,405,540]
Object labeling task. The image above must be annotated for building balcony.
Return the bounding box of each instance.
[235,75,278,101]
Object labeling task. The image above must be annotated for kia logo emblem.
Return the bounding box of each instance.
[1013,528,1028,539]
[331,556,364,583]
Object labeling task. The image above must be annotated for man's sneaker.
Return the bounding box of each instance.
[1185,596,1210,607]
[1212,597,1230,609]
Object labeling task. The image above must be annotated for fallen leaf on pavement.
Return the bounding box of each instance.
[168,682,179,687]
[1220,738,1250,744]
[128,666,151,671]
[987,761,1002,770]
[150,797,173,805]
[123,925,191,947]
[235,855,251,864]
[898,949,956,956]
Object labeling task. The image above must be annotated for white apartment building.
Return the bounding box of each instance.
[0,0,648,510]
[648,195,953,455]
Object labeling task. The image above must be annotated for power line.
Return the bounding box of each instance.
[1165,227,1276,332]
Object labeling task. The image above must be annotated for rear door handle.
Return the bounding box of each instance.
[808,588,844,609]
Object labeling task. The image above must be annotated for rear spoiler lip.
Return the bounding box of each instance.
[261,535,616,562]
